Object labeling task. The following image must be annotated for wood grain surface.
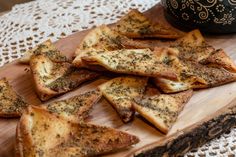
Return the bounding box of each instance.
[0,0,32,12]
[0,4,236,157]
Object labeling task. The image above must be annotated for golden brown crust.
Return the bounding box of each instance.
[153,77,191,93]
[0,78,28,117]
[50,122,140,157]
[175,29,205,46]
[15,123,23,157]
[173,29,236,73]
[133,90,193,134]
[81,49,178,80]
[17,106,70,156]
[78,25,126,51]
[152,47,236,93]
[30,55,67,100]
[73,49,109,69]
[73,25,128,69]
[16,106,139,157]
[73,24,176,70]
[17,107,36,157]
[20,39,68,64]
[99,76,148,123]
[118,32,181,39]
[120,38,158,51]
[154,60,236,93]
[114,9,183,39]
[183,60,236,88]
[172,29,215,63]
[30,54,100,101]
[42,90,102,122]
[201,49,236,73]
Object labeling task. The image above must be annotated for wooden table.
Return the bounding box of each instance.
[0,11,8,16]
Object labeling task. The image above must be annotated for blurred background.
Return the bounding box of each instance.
[0,0,32,12]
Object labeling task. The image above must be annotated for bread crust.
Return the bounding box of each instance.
[20,39,67,64]
[133,90,193,134]
[30,55,100,101]
[173,29,236,72]
[16,106,140,157]
[42,90,102,122]
[152,47,236,93]
[0,78,28,117]
[154,61,236,93]
[114,9,183,39]
[73,25,127,69]
[30,55,66,100]
[15,123,22,157]
[81,49,178,80]
[99,76,148,123]
[201,49,236,73]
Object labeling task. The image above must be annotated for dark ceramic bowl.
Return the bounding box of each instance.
[161,0,236,33]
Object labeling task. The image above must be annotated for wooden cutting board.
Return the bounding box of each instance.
[1,4,236,157]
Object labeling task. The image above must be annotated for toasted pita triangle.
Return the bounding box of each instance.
[155,60,236,93]
[73,25,161,69]
[114,9,183,39]
[152,47,236,93]
[0,78,28,117]
[99,76,148,123]
[30,54,100,101]
[81,48,177,80]
[176,29,205,46]
[183,60,236,87]
[200,49,236,72]
[173,29,236,72]
[133,90,193,134]
[77,25,126,52]
[173,29,215,62]
[73,25,126,68]
[20,39,67,64]
[16,106,139,157]
[152,47,201,93]
[41,90,102,122]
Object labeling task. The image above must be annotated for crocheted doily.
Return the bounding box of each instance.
[0,0,235,156]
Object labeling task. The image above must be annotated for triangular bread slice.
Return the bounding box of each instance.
[152,47,236,93]
[73,25,126,68]
[73,45,154,70]
[0,78,28,117]
[81,48,177,80]
[154,60,236,93]
[200,48,236,73]
[73,25,160,68]
[114,9,183,39]
[20,39,67,64]
[98,76,148,123]
[41,90,102,122]
[77,25,126,53]
[153,47,199,93]
[173,29,236,72]
[30,54,100,101]
[183,60,236,88]
[133,90,193,134]
[15,106,139,157]
[173,29,215,63]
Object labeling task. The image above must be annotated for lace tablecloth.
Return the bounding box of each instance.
[0,0,235,156]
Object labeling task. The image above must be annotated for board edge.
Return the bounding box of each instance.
[127,97,236,157]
